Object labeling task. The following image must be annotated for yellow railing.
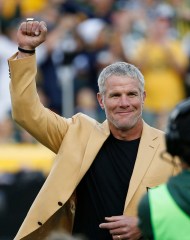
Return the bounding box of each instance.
[0,143,55,175]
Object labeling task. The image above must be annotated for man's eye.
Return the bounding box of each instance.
[129,92,138,97]
[110,94,120,98]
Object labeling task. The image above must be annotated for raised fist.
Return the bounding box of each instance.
[17,19,47,51]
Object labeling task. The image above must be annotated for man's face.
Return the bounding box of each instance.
[97,75,146,134]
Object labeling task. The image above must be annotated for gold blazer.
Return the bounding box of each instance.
[8,54,178,240]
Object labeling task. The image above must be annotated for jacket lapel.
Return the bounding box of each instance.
[78,120,110,181]
[123,122,160,212]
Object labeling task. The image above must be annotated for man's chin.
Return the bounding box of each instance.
[118,126,131,131]
[116,122,132,131]
[117,118,138,131]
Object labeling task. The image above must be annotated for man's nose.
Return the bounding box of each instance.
[119,96,130,107]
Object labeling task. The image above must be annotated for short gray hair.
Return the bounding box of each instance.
[97,62,145,94]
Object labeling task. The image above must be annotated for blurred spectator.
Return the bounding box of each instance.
[74,87,100,120]
[36,3,85,114]
[46,231,87,240]
[14,125,38,143]
[132,3,188,130]
[0,113,38,144]
[168,0,190,38]
[0,115,15,144]
[0,19,17,122]
[72,18,110,94]
[110,2,144,61]
[87,0,115,23]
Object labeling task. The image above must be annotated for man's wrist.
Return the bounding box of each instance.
[18,46,35,54]
[17,47,35,59]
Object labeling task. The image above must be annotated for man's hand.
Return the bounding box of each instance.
[17,20,47,57]
[99,215,142,240]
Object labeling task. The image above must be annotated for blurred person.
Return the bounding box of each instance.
[95,25,131,68]
[46,230,86,240]
[138,97,190,240]
[88,0,115,23]
[108,0,152,67]
[168,0,190,38]
[0,19,18,122]
[75,18,110,93]
[0,114,15,144]
[8,19,180,240]
[132,3,188,130]
[14,124,37,143]
[72,54,91,94]
[67,16,116,107]
[37,4,85,114]
[74,87,99,120]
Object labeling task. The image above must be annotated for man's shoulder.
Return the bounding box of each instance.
[143,121,165,137]
[71,113,109,136]
[74,112,99,124]
[72,113,107,129]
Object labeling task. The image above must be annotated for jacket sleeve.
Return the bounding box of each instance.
[8,53,70,154]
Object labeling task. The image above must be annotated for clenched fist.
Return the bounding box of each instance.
[17,20,47,56]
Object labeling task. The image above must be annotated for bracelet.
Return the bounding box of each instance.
[18,47,35,54]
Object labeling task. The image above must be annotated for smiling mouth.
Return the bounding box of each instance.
[117,111,133,114]
[116,113,132,118]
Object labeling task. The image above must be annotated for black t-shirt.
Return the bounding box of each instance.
[73,134,140,240]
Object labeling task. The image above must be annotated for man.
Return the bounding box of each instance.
[8,19,178,240]
[138,97,190,240]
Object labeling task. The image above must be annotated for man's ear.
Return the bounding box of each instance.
[97,93,104,109]
[142,91,146,107]
[143,91,146,102]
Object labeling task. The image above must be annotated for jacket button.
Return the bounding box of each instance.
[38,221,42,226]
[70,200,75,214]
[58,201,63,206]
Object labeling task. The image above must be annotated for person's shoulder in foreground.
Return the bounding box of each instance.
[138,97,190,240]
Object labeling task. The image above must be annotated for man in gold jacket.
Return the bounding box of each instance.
[8,20,179,240]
